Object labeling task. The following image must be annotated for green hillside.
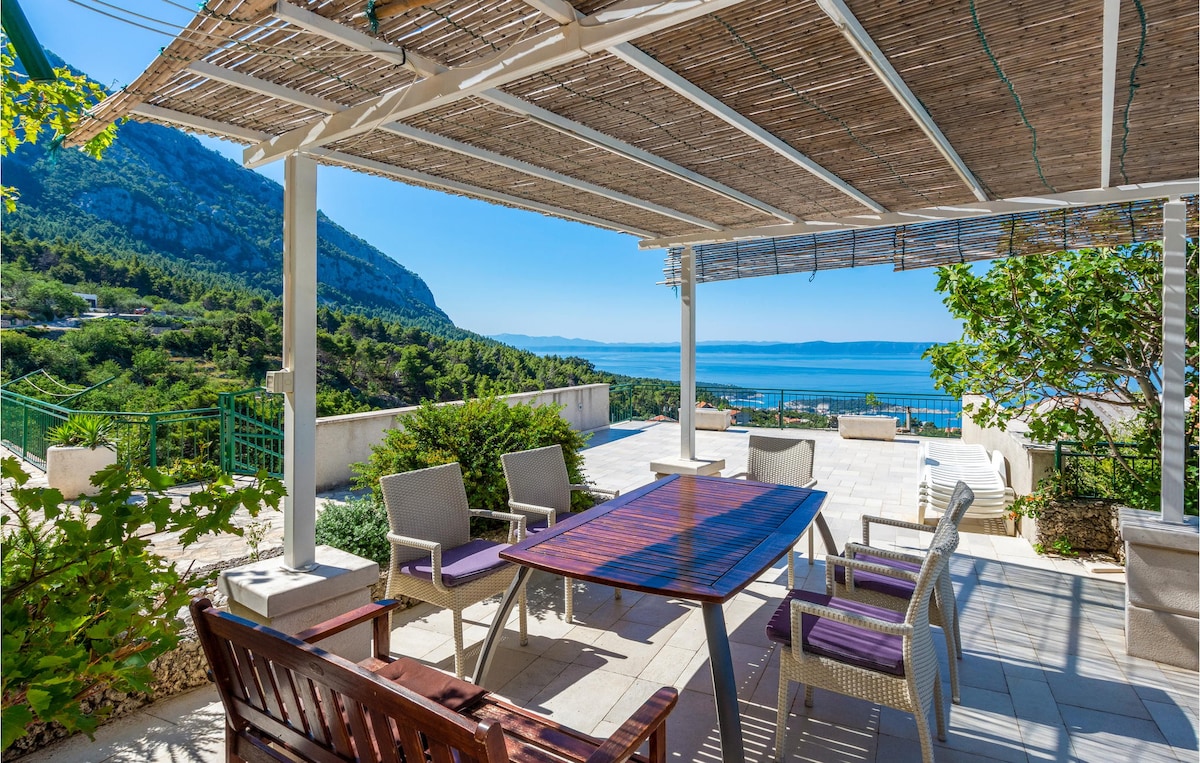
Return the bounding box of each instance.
[0,235,614,416]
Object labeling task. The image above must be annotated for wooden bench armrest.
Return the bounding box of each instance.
[586,687,678,763]
[294,600,404,663]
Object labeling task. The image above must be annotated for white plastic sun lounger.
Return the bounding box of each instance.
[919,442,1014,523]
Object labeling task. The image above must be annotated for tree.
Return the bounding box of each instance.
[927,242,1198,469]
[1,41,119,211]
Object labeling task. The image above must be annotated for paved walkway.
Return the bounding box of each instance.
[17,423,1199,762]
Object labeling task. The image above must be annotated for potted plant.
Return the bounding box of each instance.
[45,414,119,498]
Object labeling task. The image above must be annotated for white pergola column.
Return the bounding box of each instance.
[281,153,318,569]
[680,245,696,461]
[1160,199,1187,524]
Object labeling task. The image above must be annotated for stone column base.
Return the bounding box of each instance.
[1120,509,1199,671]
[219,545,380,662]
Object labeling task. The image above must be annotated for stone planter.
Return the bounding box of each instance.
[46,445,118,498]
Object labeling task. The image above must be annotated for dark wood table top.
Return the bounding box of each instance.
[501,474,827,603]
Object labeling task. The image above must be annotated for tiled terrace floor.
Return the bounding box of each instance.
[23,423,1200,762]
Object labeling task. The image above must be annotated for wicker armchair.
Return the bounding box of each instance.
[828,481,975,703]
[768,520,961,763]
[500,444,619,622]
[380,463,528,679]
[730,435,830,587]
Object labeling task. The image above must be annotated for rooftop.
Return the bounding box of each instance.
[21,422,1199,763]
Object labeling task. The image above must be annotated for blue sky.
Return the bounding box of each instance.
[23,0,966,344]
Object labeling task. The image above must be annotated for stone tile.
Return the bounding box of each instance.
[1142,699,1200,756]
[1059,704,1179,763]
[525,663,637,734]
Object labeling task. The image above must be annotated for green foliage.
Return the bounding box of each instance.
[315,496,390,567]
[1,42,119,211]
[2,236,617,417]
[0,457,285,748]
[45,413,115,450]
[353,397,591,520]
[927,242,1198,479]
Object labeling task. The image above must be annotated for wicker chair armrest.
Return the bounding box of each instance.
[844,542,926,567]
[585,687,678,763]
[862,514,933,545]
[790,597,912,643]
[387,534,448,592]
[570,484,620,500]
[825,552,920,593]
[507,499,556,525]
[470,509,527,542]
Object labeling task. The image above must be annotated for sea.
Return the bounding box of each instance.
[507,340,944,396]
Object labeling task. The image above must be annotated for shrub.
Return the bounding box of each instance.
[315,496,390,566]
[0,457,285,748]
[352,397,590,523]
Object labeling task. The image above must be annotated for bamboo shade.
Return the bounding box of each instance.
[663,197,1200,285]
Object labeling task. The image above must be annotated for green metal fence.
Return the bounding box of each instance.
[0,390,221,474]
[219,387,284,477]
[609,382,962,437]
[1055,440,1199,513]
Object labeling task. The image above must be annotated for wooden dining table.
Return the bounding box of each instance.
[472,473,828,763]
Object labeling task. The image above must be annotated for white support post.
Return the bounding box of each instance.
[1160,200,1187,524]
[281,153,319,570]
[680,245,697,461]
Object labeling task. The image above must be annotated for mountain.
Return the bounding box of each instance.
[2,84,456,335]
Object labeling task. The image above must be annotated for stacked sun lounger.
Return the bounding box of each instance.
[919,441,1014,525]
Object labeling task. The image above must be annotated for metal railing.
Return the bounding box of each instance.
[1055,440,1199,513]
[609,382,962,436]
[0,390,221,474]
[219,388,284,477]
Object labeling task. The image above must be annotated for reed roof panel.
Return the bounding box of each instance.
[70,0,1196,257]
[405,99,779,228]
[638,1,975,210]
[499,53,868,220]
[326,131,697,236]
[1107,0,1199,186]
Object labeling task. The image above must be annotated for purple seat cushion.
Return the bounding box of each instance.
[524,518,550,533]
[831,552,919,601]
[396,539,510,587]
[766,590,907,677]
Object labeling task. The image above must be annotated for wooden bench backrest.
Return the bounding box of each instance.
[190,599,509,763]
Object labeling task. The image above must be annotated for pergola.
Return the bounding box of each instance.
[70,0,1197,575]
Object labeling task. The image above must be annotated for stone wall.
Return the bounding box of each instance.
[1034,497,1124,561]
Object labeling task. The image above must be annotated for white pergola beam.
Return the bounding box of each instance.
[191,61,714,230]
[1100,0,1121,188]
[608,43,885,213]
[815,0,987,202]
[382,123,723,230]
[189,60,342,113]
[638,179,1200,249]
[310,148,656,237]
[480,91,796,222]
[245,0,753,168]
[271,1,789,221]
[131,103,272,142]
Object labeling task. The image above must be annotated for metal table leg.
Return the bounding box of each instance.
[702,601,746,763]
[471,566,531,686]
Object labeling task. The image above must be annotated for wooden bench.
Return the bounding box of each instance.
[191,597,677,763]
